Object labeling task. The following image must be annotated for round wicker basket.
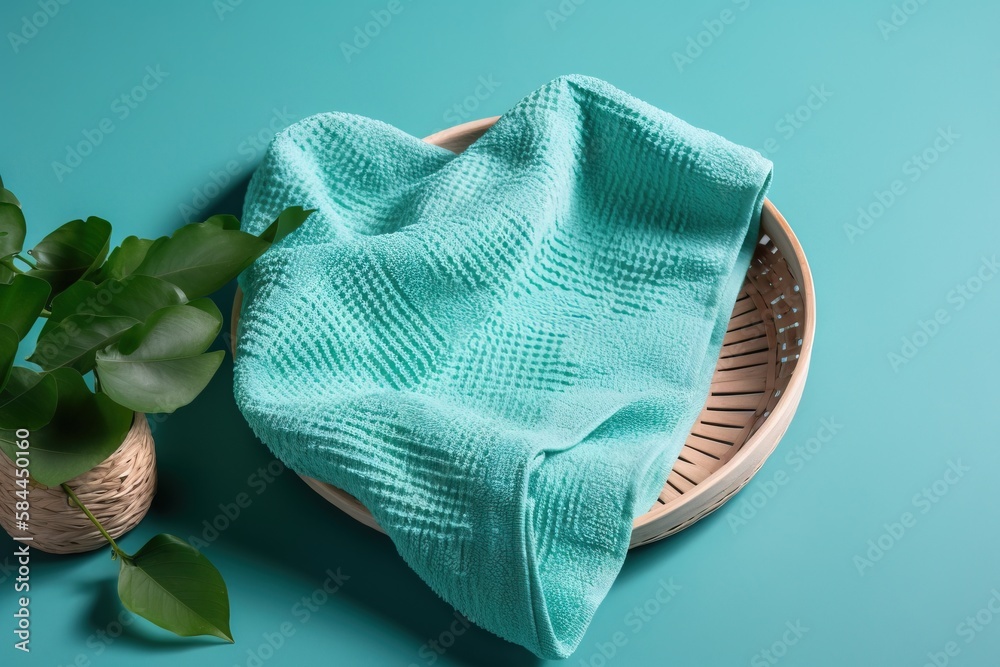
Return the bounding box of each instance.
[232,116,816,548]
[0,414,157,554]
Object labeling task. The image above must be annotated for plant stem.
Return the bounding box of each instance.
[14,253,36,269]
[61,483,130,561]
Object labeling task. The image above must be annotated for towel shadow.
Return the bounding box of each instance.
[140,175,540,666]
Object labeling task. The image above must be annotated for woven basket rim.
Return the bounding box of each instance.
[233,115,816,546]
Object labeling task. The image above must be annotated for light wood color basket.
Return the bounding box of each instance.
[0,414,157,554]
[232,117,815,548]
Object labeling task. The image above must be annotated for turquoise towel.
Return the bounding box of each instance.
[234,74,772,659]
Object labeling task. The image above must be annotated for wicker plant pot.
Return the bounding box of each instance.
[232,117,816,548]
[0,414,157,554]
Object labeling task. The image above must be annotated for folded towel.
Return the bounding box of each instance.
[234,74,772,659]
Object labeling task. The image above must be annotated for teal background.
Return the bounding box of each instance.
[2,1,998,665]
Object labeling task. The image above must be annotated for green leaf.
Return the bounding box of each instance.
[118,534,233,642]
[203,214,241,230]
[29,314,139,372]
[0,202,26,259]
[0,273,51,339]
[134,222,270,299]
[0,367,57,430]
[0,174,19,207]
[90,236,155,283]
[41,275,185,338]
[28,216,112,295]
[0,325,17,391]
[0,368,132,486]
[95,301,224,413]
[258,206,314,244]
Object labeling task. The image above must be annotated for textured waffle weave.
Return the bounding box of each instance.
[234,74,772,659]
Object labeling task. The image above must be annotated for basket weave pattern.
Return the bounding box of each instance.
[0,414,157,554]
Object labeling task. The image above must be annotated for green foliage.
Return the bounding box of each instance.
[96,301,225,413]
[118,534,234,642]
[0,274,50,339]
[0,202,27,260]
[0,367,133,485]
[0,178,313,643]
[27,216,111,295]
[0,367,56,429]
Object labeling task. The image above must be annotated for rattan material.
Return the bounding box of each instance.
[0,414,157,554]
[231,117,816,548]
